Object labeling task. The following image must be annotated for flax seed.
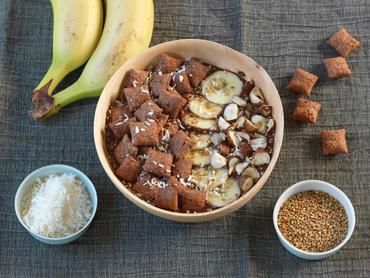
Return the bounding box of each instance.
[277,190,348,252]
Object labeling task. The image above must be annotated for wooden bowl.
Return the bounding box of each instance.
[94,39,284,222]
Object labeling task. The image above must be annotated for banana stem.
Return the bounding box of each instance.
[33,63,70,94]
[31,79,102,120]
[53,80,102,109]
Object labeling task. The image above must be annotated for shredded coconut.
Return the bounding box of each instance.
[21,174,92,238]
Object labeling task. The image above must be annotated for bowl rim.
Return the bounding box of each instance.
[14,164,98,241]
[272,179,356,257]
[94,39,284,221]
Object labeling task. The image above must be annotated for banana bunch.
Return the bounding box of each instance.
[31,0,154,120]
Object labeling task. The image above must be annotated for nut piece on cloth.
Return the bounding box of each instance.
[323,57,351,79]
[156,53,183,74]
[121,69,149,88]
[292,98,321,124]
[149,73,171,97]
[124,85,151,111]
[129,121,161,146]
[321,129,348,155]
[114,135,138,164]
[327,28,361,57]
[287,68,318,96]
[143,149,173,177]
[115,155,141,183]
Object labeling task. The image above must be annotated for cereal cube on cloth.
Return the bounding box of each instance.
[323,57,351,79]
[287,68,318,96]
[321,129,348,155]
[327,28,361,57]
[292,98,321,124]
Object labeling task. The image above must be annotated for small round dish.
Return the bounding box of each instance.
[14,164,98,245]
[273,180,355,260]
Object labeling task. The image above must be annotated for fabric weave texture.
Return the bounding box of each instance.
[0,0,369,277]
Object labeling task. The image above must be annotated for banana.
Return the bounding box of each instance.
[32,0,103,97]
[190,148,212,167]
[31,0,154,120]
[181,112,217,130]
[188,97,223,119]
[208,167,229,187]
[190,167,209,190]
[206,178,241,208]
[190,133,211,150]
[201,71,243,105]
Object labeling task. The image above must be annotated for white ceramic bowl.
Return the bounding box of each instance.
[14,164,98,245]
[94,39,284,222]
[273,180,355,260]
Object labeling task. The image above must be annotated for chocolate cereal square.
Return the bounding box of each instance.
[168,177,206,211]
[173,158,193,179]
[122,69,149,88]
[109,104,131,124]
[130,121,160,146]
[131,174,158,201]
[185,58,210,88]
[169,130,195,160]
[292,98,321,124]
[321,129,348,155]
[157,89,187,118]
[113,134,139,164]
[149,73,171,97]
[156,114,169,128]
[134,100,163,122]
[323,57,351,79]
[154,185,178,211]
[287,68,318,96]
[172,73,193,95]
[327,28,361,57]
[124,86,151,111]
[156,53,183,74]
[164,119,179,136]
[109,116,136,140]
[115,155,141,183]
[143,149,173,177]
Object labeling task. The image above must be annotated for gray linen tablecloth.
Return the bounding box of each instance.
[1,0,369,277]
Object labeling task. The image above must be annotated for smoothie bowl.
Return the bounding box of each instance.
[94,39,283,222]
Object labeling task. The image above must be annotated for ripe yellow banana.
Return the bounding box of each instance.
[32,0,154,120]
[32,0,103,97]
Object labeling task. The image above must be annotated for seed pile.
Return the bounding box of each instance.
[278,191,348,252]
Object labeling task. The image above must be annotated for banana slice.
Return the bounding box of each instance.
[201,70,243,105]
[208,167,229,187]
[189,97,223,119]
[190,167,209,190]
[207,178,241,208]
[181,112,217,130]
[190,133,211,150]
[190,148,212,167]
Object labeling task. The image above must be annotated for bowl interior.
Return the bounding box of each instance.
[94,39,284,222]
[15,164,98,243]
[273,180,355,258]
